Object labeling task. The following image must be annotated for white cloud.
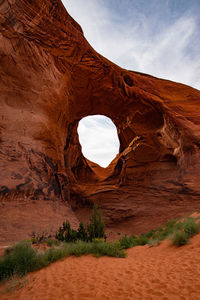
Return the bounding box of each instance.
[77,116,119,167]
[64,0,200,89]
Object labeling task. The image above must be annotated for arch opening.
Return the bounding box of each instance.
[77,115,120,168]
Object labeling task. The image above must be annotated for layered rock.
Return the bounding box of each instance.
[1,0,200,244]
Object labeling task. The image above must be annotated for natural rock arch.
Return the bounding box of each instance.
[1,0,200,244]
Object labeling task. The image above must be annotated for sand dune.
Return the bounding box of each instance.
[1,235,200,300]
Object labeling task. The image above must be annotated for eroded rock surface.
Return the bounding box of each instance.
[1,0,200,244]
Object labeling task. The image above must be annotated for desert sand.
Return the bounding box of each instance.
[1,235,200,300]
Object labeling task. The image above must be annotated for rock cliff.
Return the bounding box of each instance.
[1,0,200,244]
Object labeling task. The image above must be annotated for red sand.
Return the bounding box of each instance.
[1,235,200,300]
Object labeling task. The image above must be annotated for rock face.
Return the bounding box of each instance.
[1,0,200,244]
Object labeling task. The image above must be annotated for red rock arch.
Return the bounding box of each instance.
[1,0,200,243]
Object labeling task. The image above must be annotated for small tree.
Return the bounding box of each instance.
[64,221,77,242]
[77,222,88,241]
[56,227,64,241]
[56,221,77,242]
[87,205,105,241]
[55,206,106,243]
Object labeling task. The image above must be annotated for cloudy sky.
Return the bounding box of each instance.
[63,0,200,167]
[77,116,119,167]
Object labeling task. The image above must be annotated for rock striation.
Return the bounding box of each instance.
[1,0,200,244]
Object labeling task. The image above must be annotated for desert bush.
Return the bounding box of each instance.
[45,239,60,247]
[92,241,126,258]
[31,238,38,244]
[166,219,177,229]
[92,238,104,243]
[2,215,199,282]
[170,217,200,246]
[56,221,78,242]
[0,239,125,282]
[64,242,93,257]
[41,247,67,265]
[119,235,137,249]
[0,242,38,280]
[174,221,184,231]
[136,234,149,246]
[63,241,125,258]
[172,231,189,246]
[77,222,88,241]
[55,205,105,243]
[119,216,200,249]
[1,275,29,294]
[182,217,200,238]
[148,239,161,247]
[145,229,156,239]
[119,233,149,248]
[87,205,105,241]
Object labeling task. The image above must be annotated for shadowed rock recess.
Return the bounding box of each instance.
[1,0,200,244]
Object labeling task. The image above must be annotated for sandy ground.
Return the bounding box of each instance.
[1,235,200,300]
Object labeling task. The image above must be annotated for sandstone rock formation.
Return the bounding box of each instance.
[1,0,200,244]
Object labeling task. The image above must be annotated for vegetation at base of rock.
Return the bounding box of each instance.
[171,217,200,246]
[45,239,60,247]
[55,205,105,243]
[119,216,200,248]
[171,231,189,246]
[0,242,38,280]
[87,205,105,240]
[0,240,125,281]
[1,214,200,282]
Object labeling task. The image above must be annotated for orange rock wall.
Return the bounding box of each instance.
[1,0,200,243]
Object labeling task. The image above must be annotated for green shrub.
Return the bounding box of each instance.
[55,206,104,243]
[136,234,149,246]
[63,221,73,242]
[0,242,38,280]
[174,221,184,231]
[148,239,161,247]
[166,219,177,229]
[31,238,38,244]
[46,239,60,247]
[172,231,189,246]
[145,230,156,239]
[118,217,199,249]
[153,230,169,242]
[61,241,125,258]
[41,247,66,265]
[77,222,88,242]
[183,218,200,238]
[91,241,126,258]
[119,235,137,249]
[170,217,200,246]
[2,215,199,282]
[0,239,126,282]
[56,221,79,243]
[55,227,64,241]
[87,205,105,241]
[92,238,104,243]
[64,242,93,257]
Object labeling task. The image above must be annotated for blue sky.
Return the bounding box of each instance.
[63,0,200,167]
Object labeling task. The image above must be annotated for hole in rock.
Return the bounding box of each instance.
[77,115,120,168]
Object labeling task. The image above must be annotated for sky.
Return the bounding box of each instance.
[78,116,119,167]
[63,0,200,167]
